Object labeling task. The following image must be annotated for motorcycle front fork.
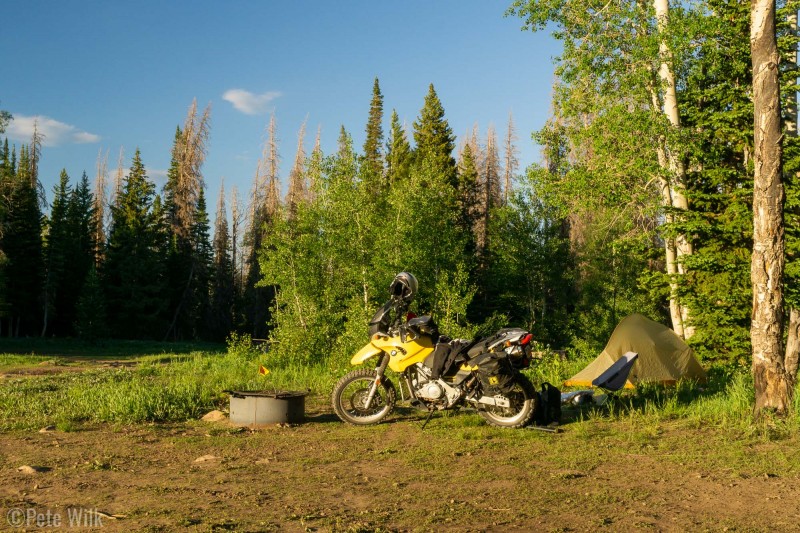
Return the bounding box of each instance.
[364,353,390,408]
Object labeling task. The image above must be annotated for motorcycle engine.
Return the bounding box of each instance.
[417,381,445,400]
[412,364,461,408]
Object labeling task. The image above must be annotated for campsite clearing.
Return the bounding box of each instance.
[2,395,800,532]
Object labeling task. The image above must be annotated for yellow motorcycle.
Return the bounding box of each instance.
[331,273,538,428]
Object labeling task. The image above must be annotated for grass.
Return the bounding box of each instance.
[0,337,333,429]
[2,336,800,441]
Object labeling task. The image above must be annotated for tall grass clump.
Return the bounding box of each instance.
[527,344,593,387]
[0,334,337,430]
[683,371,754,427]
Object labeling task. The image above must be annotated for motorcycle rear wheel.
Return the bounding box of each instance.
[478,374,537,428]
[332,368,397,425]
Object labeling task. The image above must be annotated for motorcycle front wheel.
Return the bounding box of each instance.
[332,368,397,425]
[478,374,537,428]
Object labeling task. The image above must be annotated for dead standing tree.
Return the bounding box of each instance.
[163,99,211,341]
[285,119,308,220]
[243,114,280,338]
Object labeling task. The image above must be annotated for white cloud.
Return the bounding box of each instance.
[149,169,168,185]
[222,89,281,115]
[5,114,101,147]
[107,167,167,185]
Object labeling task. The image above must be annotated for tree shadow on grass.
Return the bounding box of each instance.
[0,338,225,359]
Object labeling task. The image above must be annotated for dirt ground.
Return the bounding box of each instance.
[2,396,800,533]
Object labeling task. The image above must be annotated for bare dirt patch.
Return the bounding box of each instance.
[1,398,800,532]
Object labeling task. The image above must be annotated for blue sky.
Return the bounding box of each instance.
[1,1,559,211]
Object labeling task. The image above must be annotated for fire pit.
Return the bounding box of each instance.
[227,390,308,426]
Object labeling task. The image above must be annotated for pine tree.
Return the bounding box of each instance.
[210,181,234,340]
[41,170,73,337]
[69,172,97,278]
[190,188,213,339]
[75,264,108,341]
[412,84,457,187]
[0,139,11,325]
[457,143,481,252]
[2,145,44,336]
[385,110,411,185]
[40,171,97,337]
[363,77,385,180]
[676,0,753,363]
[104,149,165,338]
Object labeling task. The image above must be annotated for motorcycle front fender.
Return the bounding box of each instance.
[350,343,383,366]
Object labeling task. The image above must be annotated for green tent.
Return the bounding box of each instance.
[565,314,706,388]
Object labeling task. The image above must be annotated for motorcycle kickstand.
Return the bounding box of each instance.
[420,408,436,430]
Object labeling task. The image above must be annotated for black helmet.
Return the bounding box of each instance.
[389,272,418,301]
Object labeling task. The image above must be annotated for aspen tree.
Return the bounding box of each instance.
[750,0,793,414]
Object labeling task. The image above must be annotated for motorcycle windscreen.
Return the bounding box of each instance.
[368,300,395,336]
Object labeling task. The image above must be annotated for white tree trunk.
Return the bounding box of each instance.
[750,0,792,415]
[654,0,694,339]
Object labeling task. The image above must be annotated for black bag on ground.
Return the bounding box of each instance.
[535,382,561,426]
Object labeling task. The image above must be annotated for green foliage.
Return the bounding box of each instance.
[259,113,475,366]
[675,0,754,364]
[43,170,97,336]
[0,106,10,134]
[508,0,800,366]
[75,265,108,342]
[363,77,385,180]
[225,331,260,359]
[1,144,44,336]
[412,84,457,186]
[210,187,235,341]
[104,149,166,338]
[477,175,576,346]
[386,109,411,185]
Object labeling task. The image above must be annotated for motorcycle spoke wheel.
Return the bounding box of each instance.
[332,368,396,425]
[478,375,537,428]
